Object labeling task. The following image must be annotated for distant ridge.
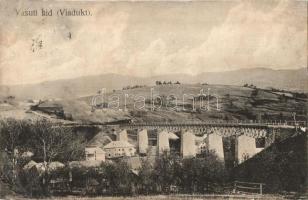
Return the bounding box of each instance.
[0,68,306,99]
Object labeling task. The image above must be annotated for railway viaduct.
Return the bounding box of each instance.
[61,121,306,163]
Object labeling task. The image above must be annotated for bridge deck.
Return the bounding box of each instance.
[58,120,306,130]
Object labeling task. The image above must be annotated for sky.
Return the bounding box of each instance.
[0,0,307,85]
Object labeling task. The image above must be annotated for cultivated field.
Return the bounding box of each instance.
[1,84,306,124]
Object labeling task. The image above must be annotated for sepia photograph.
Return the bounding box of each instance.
[0,0,307,199]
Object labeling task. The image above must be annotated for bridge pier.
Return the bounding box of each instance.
[181,131,196,158]
[235,135,257,164]
[157,130,170,155]
[138,129,148,154]
[265,128,276,147]
[206,133,224,161]
[117,129,128,142]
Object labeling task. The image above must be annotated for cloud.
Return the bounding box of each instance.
[0,3,129,85]
[0,1,306,84]
[173,1,306,72]
[126,39,167,76]
[124,1,307,76]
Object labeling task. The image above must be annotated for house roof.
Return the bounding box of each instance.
[88,132,112,147]
[23,160,37,171]
[85,146,106,154]
[21,151,34,158]
[23,161,65,173]
[23,161,46,175]
[103,140,135,149]
[48,161,65,171]
[158,130,179,140]
[168,132,179,140]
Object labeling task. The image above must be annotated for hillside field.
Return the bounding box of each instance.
[0,84,306,124]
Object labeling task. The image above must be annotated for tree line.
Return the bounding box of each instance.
[0,119,85,196]
[0,118,302,197]
[18,151,228,197]
[0,118,228,197]
[155,81,181,85]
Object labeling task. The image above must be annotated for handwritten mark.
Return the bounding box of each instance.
[31,35,43,52]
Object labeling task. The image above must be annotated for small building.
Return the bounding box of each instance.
[85,145,106,161]
[103,141,136,159]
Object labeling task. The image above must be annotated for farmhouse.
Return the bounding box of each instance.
[85,145,106,161]
[103,141,136,159]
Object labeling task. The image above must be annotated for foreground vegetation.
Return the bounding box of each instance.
[0,119,227,197]
[0,118,306,198]
[3,194,288,200]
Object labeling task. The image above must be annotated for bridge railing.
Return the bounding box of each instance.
[260,120,306,127]
[59,120,307,128]
[124,120,306,127]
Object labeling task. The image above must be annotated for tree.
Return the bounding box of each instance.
[102,160,134,195]
[155,81,162,85]
[26,120,85,193]
[0,119,31,185]
[138,157,155,194]
[278,94,287,103]
[152,151,181,193]
[181,158,199,193]
[192,151,227,193]
[251,89,259,98]
[28,120,84,164]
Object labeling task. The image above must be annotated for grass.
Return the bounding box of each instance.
[7,194,286,200]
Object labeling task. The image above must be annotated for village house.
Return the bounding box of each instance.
[85,145,106,161]
[103,141,136,159]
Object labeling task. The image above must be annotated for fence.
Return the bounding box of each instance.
[234,181,265,195]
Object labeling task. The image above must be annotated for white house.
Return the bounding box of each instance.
[103,141,136,159]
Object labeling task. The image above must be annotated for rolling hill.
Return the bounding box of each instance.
[6,83,302,124]
[0,68,307,100]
